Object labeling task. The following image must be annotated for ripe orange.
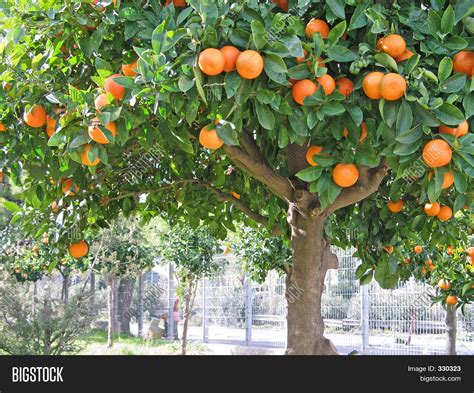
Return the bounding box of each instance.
[437,205,452,221]
[165,0,187,6]
[446,245,455,255]
[104,74,125,100]
[46,116,57,137]
[427,170,454,189]
[421,267,427,275]
[387,199,404,213]
[380,34,406,58]
[61,178,80,196]
[425,259,433,266]
[414,245,423,254]
[95,93,110,112]
[292,79,317,105]
[81,144,101,166]
[467,247,474,257]
[438,279,451,291]
[88,118,117,144]
[220,46,241,72]
[0,171,3,182]
[121,60,138,77]
[69,240,89,259]
[236,50,264,80]
[332,163,359,188]
[422,139,452,168]
[424,202,441,217]
[271,0,288,12]
[429,264,436,271]
[383,246,394,254]
[23,105,47,128]
[453,51,474,76]
[343,122,368,143]
[199,125,224,150]
[380,73,407,101]
[0,123,6,132]
[316,74,335,95]
[336,77,354,97]
[231,191,241,199]
[198,48,226,76]
[446,295,458,306]
[395,50,414,63]
[305,19,330,39]
[376,37,385,51]
[305,145,323,166]
[438,120,469,137]
[362,71,384,99]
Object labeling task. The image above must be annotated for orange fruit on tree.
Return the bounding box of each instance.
[198,48,226,76]
[332,163,359,188]
[421,267,427,275]
[46,116,57,137]
[437,205,452,221]
[271,0,288,12]
[230,191,241,199]
[446,245,455,255]
[81,144,101,167]
[425,259,433,266]
[61,178,80,196]
[23,105,47,128]
[438,279,451,291]
[220,46,241,72]
[446,295,458,306]
[236,50,264,80]
[95,93,110,112]
[0,171,3,182]
[422,139,452,168]
[305,19,330,38]
[379,34,406,58]
[438,120,469,137]
[383,246,394,254]
[165,0,187,6]
[452,50,474,76]
[467,247,474,257]
[292,79,317,105]
[362,71,384,99]
[427,170,454,189]
[336,77,354,97]
[88,118,117,144]
[121,60,138,77]
[104,74,125,100]
[380,73,407,101]
[424,202,441,217]
[387,199,404,213]
[305,145,323,166]
[395,50,414,63]
[414,245,423,254]
[0,123,6,132]
[343,122,368,143]
[69,240,89,259]
[316,73,335,95]
[376,37,385,50]
[199,125,224,150]
[51,201,59,213]
[429,264,436,271]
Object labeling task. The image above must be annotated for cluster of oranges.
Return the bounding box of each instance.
[198,47,264,80]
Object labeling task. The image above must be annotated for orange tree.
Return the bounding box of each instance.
[1,0,473,354]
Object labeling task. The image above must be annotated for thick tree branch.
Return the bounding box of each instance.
[223,144,293,203]
[285,142,310,177]
[109,179,283,236]
[323,159,389,217]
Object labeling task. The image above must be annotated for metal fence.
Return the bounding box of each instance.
[181,249,473,355]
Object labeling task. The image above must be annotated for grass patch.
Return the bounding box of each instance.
[82,329,168,347]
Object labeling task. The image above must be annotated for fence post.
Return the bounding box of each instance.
[245,275,252,346]
[202,277,208,343]
[361,283,369,354]
[167,263,175,341]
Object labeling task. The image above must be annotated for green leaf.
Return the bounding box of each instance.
[321,102,345,116]
[178,75,194,92]
[69,134,88,149]
[348,2,369,31]
[2,200,20,212]
[463,92,474,119]
[326,0,345,19]
[327,45,358,62]
[374,53,398,72]
[255,102,275,130]
[328,21,346,46]
[288,64,311,80]
[251,20,266,50]
[396,101,413,132]
[295,166,323,182]
[441,5,455,34]
[375,259,398,289]
[151,19,168,54]
[439,74,467,94]
[216,123,239,146]
[264,54,287,74]
[433,103,465,126]
[395,125,422,144]
[454,0,474,23]
[437,57,453,82]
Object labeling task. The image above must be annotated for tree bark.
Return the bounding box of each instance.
[107,276,114,348]
[117,277,135,335]
[445,304,457,355]
[285,191,339,355]
[181,278,194,355]
[61,275,69,304]
[137,273,144,337]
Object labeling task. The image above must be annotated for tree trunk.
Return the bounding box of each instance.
[181,279,194,355]
[107,276,114,348]
[137,273,144,337]
[445,304,457,355]
[90,272,96,315]
[61,275,69,304]
[117,277,135,335]
[43,284,52,355]
[285,200,339,355]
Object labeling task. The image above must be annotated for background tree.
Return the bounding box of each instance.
[160,222,223,355]
[0,0,473,355]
